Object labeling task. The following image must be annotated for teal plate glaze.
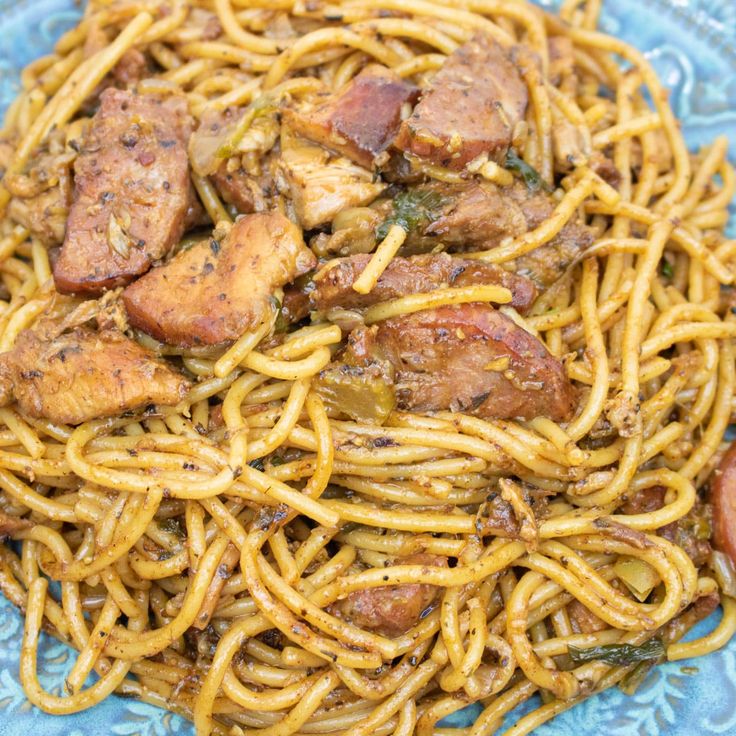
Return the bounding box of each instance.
[1,1,736,734]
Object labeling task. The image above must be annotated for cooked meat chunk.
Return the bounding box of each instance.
[622,484,712,567]
[422,181,524,246]
[123,213,316,347]
[84,18,148,89]
[285,65,419,168]
[418,181,594,287]
[113,48,147,87]
[0,510,30,539]
[278,129,386,229]
[711,442,736,564]
[567,599,607,634]
[211,163,258,213]
[290,253,537,319]
[0,327,189,425]
[331,554,446,637]
[53,89,194,295]
[620,486,666,515]
[189,107,277,215]
[5,138,74,246]
[394,35,527,170]
[367,303,576,421]
[658,499,712,568]
[189,105,279,185]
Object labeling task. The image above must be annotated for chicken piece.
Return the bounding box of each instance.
[289,253,537,319]
[123,213,316,347]
[284,65,419,168]
[367,303,576,421]
[394,34,527,170]
[190,105,279,180]
[421,181,594,287]
[5,137,74,246]
[277,129,386,229]
[53,89,194,295]
[0,327,189,425]
[331,554,446,637]
[189,108,270,214]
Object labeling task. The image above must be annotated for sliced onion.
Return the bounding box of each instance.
[711,550,736,597]
[614,556,660,602]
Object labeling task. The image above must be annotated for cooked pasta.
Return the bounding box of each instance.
[0,1,734,735]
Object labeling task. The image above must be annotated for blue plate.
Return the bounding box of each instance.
[1,1,736,734]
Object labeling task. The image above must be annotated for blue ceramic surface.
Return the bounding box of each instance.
[1,1,735,734]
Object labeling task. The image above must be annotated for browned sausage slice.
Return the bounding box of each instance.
[285,65,419,168]
[394,35,527,170]
[330,554,447,637]
[711,442,736,564]
[374,303,576,421]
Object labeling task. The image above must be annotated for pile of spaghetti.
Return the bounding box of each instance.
[0,0,735,734]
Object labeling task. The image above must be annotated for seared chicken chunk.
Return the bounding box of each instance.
[53,89,194,295]
[395,35,527,170]
[278,128,386,229]
[287,252,537,319]
[123,213,316,347]
[330,554,446,637]
[0,327,189,425]
[5,137,74,246]
[285,65,419,168]
[365,303,576,421]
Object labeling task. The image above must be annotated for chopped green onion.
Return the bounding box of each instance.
[376,188,446,241]
[661,260,674,279]
[504,149,553,193]
[271,297,290,334]
[568,639,665,666]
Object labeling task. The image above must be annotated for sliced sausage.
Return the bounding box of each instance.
[285,65,419,168]
[394,34,527,170]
